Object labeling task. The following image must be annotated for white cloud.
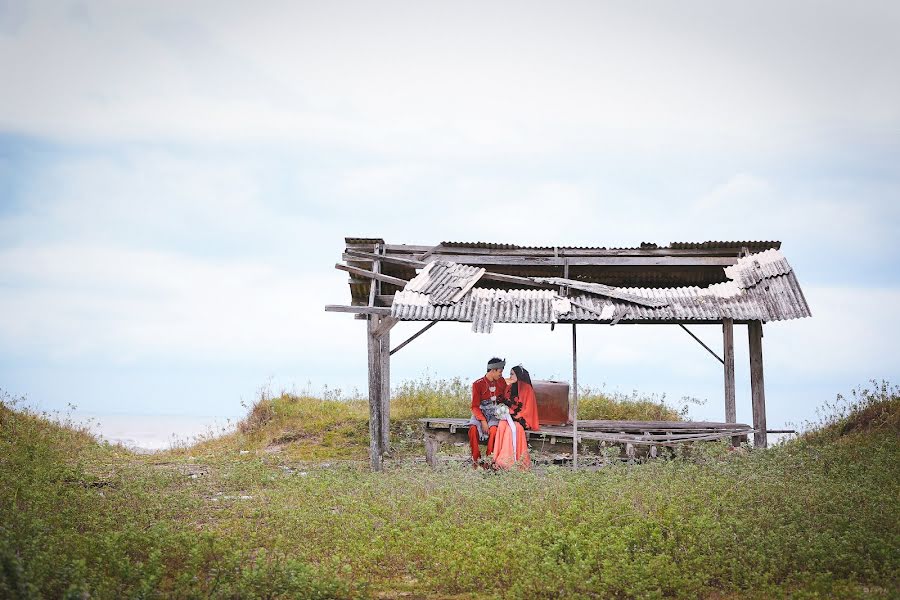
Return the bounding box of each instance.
[0,243,356,363]
[2,2,898,157]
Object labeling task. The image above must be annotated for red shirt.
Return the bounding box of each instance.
[471,376,508,422]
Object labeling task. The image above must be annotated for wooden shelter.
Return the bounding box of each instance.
[326,239,811,470]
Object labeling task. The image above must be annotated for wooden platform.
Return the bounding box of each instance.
[420,418,752,466]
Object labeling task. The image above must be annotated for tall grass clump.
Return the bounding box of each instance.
[391,374,470,419]
[802,379,900,442]
[577,386,688,421]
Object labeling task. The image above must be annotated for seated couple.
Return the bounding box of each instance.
[469,358,540,469]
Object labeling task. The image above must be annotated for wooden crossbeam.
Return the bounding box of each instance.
[335,263,409,287]
[325,305,392,316]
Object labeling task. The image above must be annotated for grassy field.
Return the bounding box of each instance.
[1,379,898,599]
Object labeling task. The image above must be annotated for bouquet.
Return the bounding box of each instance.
[495,403,510,420]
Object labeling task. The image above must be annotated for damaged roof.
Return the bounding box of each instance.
[389,249,810,332]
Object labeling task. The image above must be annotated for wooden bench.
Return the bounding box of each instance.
[420,417,752,466]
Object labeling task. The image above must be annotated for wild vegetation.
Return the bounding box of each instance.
[1,379,898,599]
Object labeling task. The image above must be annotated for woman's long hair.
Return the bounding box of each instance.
[510,365,532,399]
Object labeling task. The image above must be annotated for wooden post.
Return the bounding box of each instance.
[375,243,391,455]
[380,327,391,454]
[722,318,737,446]
[424,431,439,467]
[748,320,767,448]
[572,323,579,470]
[367,315,384,471]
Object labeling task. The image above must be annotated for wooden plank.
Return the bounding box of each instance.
[749,320,767,448]
[418,417,752,431]
[534,277,669,308]
[344,250,426,269]
[381,245,758,257]
[381,255,738,267]
[390,320,438,355]
[335,263,409,287]
[325,305,392,316]
[417,244,442,261]
[367,316,384,471]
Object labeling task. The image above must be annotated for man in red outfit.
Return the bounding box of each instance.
[468,357,508,466]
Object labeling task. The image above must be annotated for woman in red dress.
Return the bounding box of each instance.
[492,365,540,469]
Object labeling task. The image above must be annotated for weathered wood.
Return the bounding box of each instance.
[380,245,755,257]
[424,432,439,467]
[480,271,551,288]
[417,244,442,261]
[572,323,578,470]
[390,320,438,355]
[367,244,381,307]
[372,316,399,338]
[534,277,669,308]
[722,318,737,446]
[367,316,384,471]
[344,250,426,269]
[380,255,738,267]
[380,327,390,453]
[748,320,767,448]
[335,263,409,287]
[325,305,392,316]
[679,324,725,365]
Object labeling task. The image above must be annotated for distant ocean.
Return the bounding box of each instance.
[69,413,240,452]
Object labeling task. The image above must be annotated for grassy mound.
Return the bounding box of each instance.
[200,376,686,461]
[2,383,898,599]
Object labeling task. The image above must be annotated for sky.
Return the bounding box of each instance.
[1,1,898,432]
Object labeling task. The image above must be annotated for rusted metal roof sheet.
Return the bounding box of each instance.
[405,260,486,305]
[390,249,810,332]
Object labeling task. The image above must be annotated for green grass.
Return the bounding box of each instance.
[1,380,898,599]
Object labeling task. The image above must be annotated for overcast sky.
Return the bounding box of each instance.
[1,1,898,430]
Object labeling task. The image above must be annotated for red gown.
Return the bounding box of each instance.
[493,381,539,470]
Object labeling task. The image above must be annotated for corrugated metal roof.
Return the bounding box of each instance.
[405,260,486,305]
[437,240,781,252]
[393,288,572,333]
[390,249,810,332]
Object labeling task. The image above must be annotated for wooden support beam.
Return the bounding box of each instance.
[416,244,442,261]
[390,320,438,355]
[367,316,384,471]
[373,316,399,338]
[679,324,725,365]
[381,244,761,258]
[572,323,579,470]
[335,263,409,288]
[748,320,767,448]
[380,326,391,453]
[344,250,426,269]
[380,254,737,267]
[325,305,392,316]
[723,318,738,447]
